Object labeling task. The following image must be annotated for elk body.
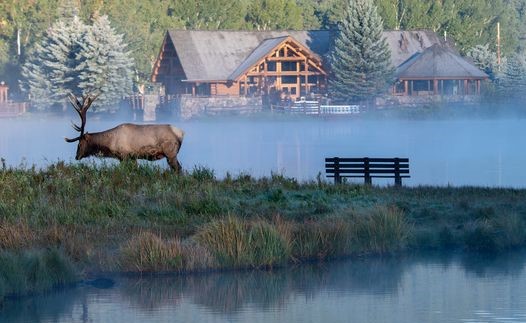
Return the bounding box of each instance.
[65,93,184,172]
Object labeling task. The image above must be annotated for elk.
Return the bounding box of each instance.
[65,93,184,172]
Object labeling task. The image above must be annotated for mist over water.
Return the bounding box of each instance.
[0,111,525,187]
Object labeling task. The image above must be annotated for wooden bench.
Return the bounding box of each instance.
[325,157,410,186]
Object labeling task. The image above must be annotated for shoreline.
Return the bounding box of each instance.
[1,162,526,300]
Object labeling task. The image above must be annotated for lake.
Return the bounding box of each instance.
[1,114,525,187]
[2,252,526,323]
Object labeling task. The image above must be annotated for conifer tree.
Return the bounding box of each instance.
[498,53,526,100]
[466,44,498,80]
[21,13,134,111]
[328,0,393,103]
[77,15,133,111]
[21,16,85,109]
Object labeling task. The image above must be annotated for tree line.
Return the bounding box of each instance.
[1,0,525,107]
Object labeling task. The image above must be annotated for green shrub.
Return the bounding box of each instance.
[190,166,215,181]
[464,220,498,251]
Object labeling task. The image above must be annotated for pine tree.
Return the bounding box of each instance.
[466,44,498,80]
[21,13,134,111]
[21,16,85,109]
[498,53,526,100]
[328,0,393,103]
[77,15,134,111]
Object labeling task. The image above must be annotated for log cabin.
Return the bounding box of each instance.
[151,30,487,105]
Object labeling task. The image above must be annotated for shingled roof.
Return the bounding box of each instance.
[395,44,488,79]
[163,30,456,82]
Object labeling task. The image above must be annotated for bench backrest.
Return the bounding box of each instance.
[325,157,410,185]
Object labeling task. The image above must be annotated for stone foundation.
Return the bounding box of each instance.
[377,95,481,107]
[178,95,263,119]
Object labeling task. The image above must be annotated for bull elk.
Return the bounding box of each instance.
[65,93,184,172]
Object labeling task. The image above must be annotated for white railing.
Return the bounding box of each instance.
[320,105,360,114]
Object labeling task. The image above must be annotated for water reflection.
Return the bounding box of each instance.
[3,252,526,323]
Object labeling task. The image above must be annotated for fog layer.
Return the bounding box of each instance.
[0,115,524,187]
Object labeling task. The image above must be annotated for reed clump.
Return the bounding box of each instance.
[120,232,184,272]
[354,206,410,253]
[195,216,290,268]
[0,248,77,302]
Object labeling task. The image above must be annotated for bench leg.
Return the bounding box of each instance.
[364,176,372,185]
[395,176,402,187]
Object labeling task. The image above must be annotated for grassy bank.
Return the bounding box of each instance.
[1,162,526,299]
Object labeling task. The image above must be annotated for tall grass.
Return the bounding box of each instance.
[120,232,184,272]
[0,249,77,302]
[354,206,410,253]
[196,217,290,268]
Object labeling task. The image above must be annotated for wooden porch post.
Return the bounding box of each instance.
[192,83,196,96]
[296,61,301,98]
[304,58,308,95]
[404,80,408,96]
[464,80,469,95]
[244,76,248,96]
[477,80,481,95]
[433,79,438,95]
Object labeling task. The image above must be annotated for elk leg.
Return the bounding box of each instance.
[167,156,182,174]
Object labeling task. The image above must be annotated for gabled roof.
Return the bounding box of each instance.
[161,30,462,82]
[396,44,488,79]
[166,30,331,82]
[228,36,289,81]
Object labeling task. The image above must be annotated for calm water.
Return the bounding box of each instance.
[2,252,526,323]
[0,114,525,187]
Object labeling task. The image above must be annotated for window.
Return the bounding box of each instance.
[281,61,297,71]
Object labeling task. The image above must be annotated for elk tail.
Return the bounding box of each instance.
[171,126,185,152]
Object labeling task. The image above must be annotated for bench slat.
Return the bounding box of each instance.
[326,169,410,174]
[325,163,409,169]
[327,175,411,178]
[325,157,409,163]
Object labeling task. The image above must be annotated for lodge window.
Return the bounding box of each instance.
[308,75,318,84]
[394,81,405,94]
[413,80,430,92]
[282,61,297,71]
[195,83,210,96]
[267,61,277,71]
[282,76,297,84]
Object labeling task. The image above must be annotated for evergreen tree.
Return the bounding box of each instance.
[21,13,134,111]
[466,44,498,80]
[77,15,133,111]
[21,15,85,109]
[497,53,526,100]
[329,0,393,103]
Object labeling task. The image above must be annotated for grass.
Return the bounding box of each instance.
[1,162,526,299]
[0,249,77,302]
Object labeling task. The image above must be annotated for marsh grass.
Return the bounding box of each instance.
[0,249,76,302]
[120,232,184,272]
[1,162,526,294]
[354,206,410,253]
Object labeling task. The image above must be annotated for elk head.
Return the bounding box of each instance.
[64,93,97,160]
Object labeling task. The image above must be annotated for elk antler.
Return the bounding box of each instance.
[64,92,97,142]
